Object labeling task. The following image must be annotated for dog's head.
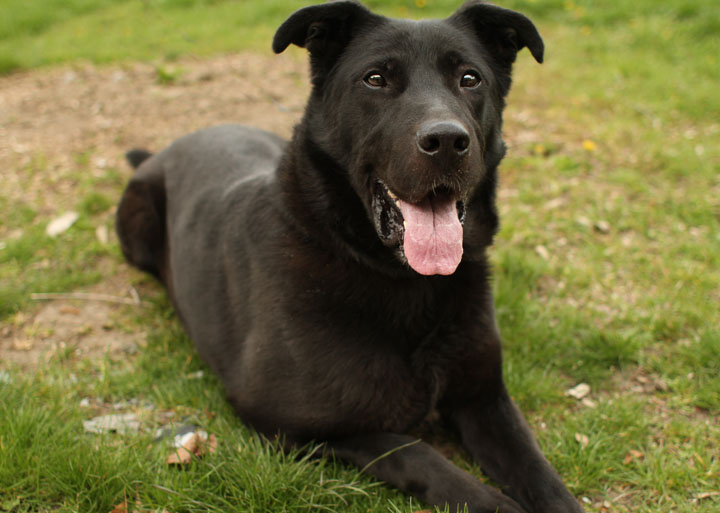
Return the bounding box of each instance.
[274,0,543,276]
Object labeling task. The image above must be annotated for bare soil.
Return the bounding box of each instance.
[1,53,309,369]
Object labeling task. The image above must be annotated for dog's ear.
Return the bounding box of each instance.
[273,1,377,87]
[450,0,544,66]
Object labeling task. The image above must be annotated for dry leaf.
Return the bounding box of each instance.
[96,225,110,244]
[580,398,597,408]
[167,430,217,465]
[109,500,128,513]
[46,212,79,237]
[622,449,645,465]
[535,245,550,260]
[565,383,591,400]
[574,433,589,450]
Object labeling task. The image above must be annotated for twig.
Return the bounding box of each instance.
[30,292,142,306]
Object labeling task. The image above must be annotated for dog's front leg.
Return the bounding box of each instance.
[327,432,527,513]
[450,387,585,513]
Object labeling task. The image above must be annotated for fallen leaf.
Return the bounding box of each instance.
[535,245,550,261]
[46,212,79,237]
[544,197,565,210]
[565,383,591,400]
[167,430,217,465]
[623,449,645,465]
[576,216,592,228]
[109,500,128,513]
[96,225,109,244]
[575,433,589,450]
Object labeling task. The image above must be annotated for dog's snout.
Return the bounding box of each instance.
[417,121,470,158]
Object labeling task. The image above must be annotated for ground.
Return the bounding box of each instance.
[1,52,308,368]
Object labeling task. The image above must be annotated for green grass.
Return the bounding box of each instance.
[1,1,719,512]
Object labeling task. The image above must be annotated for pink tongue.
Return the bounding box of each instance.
[396,195,463,275]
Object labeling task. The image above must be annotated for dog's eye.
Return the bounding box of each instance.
[460,71,481,89]
[364,72,387,88]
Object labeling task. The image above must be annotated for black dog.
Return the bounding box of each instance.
[117,1,585,511]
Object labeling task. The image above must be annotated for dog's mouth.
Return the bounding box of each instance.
[372,181,465,276]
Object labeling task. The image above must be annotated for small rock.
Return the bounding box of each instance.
[83,413,140,434]
[155,423,198,442]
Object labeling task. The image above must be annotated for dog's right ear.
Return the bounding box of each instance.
[273,1,377,87]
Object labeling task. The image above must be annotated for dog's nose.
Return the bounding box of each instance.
[416,121,470,158]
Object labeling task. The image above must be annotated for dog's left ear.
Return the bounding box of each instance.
[273,1,378,87]
[449,0,544,66]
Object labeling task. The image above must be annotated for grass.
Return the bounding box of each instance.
[1,0,719,512]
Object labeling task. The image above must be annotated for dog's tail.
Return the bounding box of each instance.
[125,148,153,169]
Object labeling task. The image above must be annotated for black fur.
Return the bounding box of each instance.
[125,148,153,169]
[116,2,584,512]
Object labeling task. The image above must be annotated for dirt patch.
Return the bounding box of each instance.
[1,297,142,370]
[1,52,310,369]
[1,52,309,216]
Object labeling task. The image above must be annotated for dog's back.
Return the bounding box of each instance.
[116,125,284,287]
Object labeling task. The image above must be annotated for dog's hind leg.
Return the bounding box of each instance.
[116,152,167,282]
[327,433,526,513]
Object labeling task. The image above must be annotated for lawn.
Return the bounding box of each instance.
[1,1,718,512]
